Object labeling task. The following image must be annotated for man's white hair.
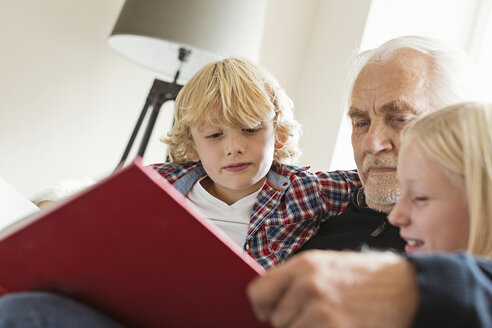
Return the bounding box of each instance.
[343,35,478,112]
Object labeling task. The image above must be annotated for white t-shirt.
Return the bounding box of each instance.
[187,177,262,247]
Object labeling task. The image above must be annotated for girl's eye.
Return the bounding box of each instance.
[206,132,222,139]
[393,115,416,125]
[242,128,258,134]
[413,196,429,202]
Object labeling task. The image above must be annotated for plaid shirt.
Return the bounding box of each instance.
[152,162,361,269]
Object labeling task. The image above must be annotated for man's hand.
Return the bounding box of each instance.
[247,250,419,328]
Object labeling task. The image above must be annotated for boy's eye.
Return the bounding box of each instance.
[412,196,429,203]
[206,132,222,139]
[392,115,416,125]
[242,128,258,134]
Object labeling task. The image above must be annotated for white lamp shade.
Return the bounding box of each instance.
[108,0,267,83]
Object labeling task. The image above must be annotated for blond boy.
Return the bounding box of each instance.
[153,58,361,269]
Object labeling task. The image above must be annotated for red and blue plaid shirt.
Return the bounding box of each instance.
[152,162,361,269]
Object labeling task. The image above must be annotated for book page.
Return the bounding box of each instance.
[0,176,39,231]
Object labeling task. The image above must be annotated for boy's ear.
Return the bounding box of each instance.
[189,149,200,162]
[275,133,287,149]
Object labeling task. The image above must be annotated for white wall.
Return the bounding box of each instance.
[259,0,320,100]
[0,0,162,197]
[0,0,486,198]
[260,0,372,173]
[293,0,372,172]
[0,0,373,197]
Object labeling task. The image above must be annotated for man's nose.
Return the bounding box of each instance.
[225,132,244,155]
[362,123,395,154]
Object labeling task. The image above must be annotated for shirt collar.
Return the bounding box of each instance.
[356,187,367,207]
[172,163,291,195]
[266,169,291,190]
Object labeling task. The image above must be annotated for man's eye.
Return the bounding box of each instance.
[206,132,222,139]
[353,121,369,128]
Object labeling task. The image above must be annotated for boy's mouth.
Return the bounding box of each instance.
[223,163,251,172]
[403,237,424,254]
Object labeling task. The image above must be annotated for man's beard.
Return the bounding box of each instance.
[361,154,400,206]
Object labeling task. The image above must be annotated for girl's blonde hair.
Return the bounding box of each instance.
[401,102,492,258]
[163,57,301,164]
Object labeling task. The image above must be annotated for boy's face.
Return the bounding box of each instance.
[388,143,469,254]
[190,119,276,205]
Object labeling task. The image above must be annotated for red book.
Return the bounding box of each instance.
[0,159,269,327]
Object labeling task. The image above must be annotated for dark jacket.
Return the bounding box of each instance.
[298,188,405,253]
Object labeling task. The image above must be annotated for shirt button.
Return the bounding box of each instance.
[245,244,250,251]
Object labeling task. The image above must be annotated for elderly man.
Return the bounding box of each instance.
[298,35,475,253]
[247,36,492,327]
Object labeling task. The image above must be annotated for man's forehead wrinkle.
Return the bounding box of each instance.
[379,99,417,114]
[348,100,418,119]
[380,48,433,69]
[359,49,432,83]
[357,68,425,93]
[348,106,367,118]
[350,57,432,116]
[352,68,413,97]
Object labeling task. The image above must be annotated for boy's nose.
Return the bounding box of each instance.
[225,133,244,155]
[388,198,410,227]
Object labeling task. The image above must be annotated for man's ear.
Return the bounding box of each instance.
[275,133,287,149]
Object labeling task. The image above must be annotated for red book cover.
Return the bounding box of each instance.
[0,158,269,327]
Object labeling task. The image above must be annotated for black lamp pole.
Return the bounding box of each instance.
[114,48,191,172]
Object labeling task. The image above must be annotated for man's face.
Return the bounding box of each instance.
[349,50,435,212]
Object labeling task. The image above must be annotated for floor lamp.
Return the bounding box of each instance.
[108,0,267,170]
[112,49,188,172]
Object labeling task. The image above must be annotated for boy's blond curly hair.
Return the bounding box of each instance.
[163,57,301,164]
